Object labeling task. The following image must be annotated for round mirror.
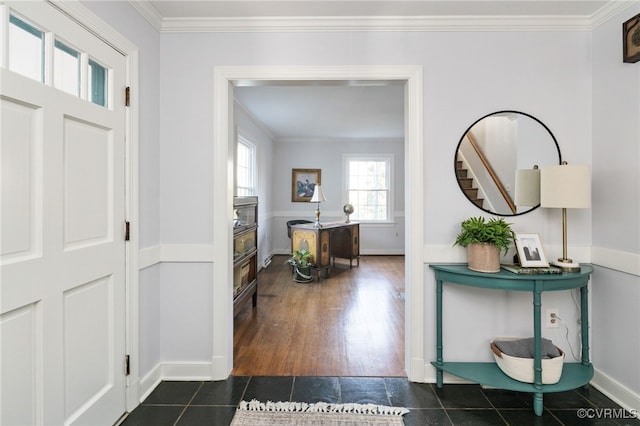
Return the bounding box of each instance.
[455,111,561,216]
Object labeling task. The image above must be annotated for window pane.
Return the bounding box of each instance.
[89,59,108,107]
[9,15,44,82]
[54,40,80,96]
[347,158,390,221]
[236,137,255,196]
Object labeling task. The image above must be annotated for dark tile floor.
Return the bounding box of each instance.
[120,377,640,426]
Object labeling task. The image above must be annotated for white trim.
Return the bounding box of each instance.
[159,16,591,34]
[127,0,163,32]
[138,243,639,277]
[48,0,141,413]
[139,245,161,270]
[272,210,405,218]
[213,65,424,381]
[591,246,640,277]
[127,1,635,33]
[137,362,213,404]
[592,368,640,417]
[161,244,214,263]
[161,15,596,33]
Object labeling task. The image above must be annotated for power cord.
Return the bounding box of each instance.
[553,313,580,361]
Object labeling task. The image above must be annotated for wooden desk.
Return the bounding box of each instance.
[291,222,359,279]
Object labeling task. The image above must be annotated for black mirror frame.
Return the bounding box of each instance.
[454,110,562,217]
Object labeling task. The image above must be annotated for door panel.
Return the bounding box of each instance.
[0,303,42,426]
[63,117,112,248]
[0,97,42,262]
[0,2,127,425]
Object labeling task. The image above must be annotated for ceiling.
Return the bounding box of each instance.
[132,0,627,141]
[234,83,405,141]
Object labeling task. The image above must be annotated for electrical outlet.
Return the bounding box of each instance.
[546,309,559,328]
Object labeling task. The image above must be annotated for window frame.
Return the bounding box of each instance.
[343,153,394,224]
[235,132,257,196]
[5,11,111,108]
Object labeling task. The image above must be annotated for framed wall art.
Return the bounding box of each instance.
[292,168,321,202]
[623,12,640,63]
[515,233,549,267]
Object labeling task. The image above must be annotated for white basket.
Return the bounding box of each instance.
[490,338,564,384]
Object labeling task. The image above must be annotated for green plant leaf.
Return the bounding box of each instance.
[453,216,515,255]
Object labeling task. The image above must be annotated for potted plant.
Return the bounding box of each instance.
[285,249,314,283]
[454,216,515,273]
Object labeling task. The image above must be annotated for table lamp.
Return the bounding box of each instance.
[515,165,540,207]
[310,185,326,228]
[540,162,591,272]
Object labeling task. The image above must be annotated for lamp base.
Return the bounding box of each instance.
[313,205,322,228]
[551,259,581,272]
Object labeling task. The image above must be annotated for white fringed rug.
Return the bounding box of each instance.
[230,400,410,425]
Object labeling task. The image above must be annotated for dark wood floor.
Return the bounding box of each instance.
[232,255,406,377]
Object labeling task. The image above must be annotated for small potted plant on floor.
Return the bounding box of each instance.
[454,216,515,273]
[285,249,314,283]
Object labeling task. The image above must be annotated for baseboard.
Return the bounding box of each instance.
[138,361,214,404]
[591,368,640,415]
[138,364,163,403]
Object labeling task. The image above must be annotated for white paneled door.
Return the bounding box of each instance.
[1,2,127,425]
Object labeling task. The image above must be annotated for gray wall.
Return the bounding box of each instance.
[591,3,640,401]
[82,0,640,409]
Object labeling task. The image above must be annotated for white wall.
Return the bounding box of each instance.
[591,3,640,409]
[82,2,639,411]
[270,139,405,255]
[157,28,592,364]
[234,101,275,267]
[80,0,163,381]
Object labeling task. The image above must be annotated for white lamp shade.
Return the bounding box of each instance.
[540,164,591,208]
[310,185,327,203]
[514,168,540,206]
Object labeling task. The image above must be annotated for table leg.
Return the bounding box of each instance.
[533,284,544,416]
[436,278,443,388]
[534,393,543,416]
[581,285,590,366]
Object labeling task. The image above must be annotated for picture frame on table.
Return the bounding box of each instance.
[515,233,549,267]
[292,168,321,202]
[623,12,640,63]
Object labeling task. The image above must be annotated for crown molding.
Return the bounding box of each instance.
[129,1,637,33]
[128,0,163,32]
[591,0,639,29]
[160,15,594,33]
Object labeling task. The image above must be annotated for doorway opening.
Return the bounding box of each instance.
[211,66,425,382]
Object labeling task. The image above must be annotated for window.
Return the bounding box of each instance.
[236,135,256,196]
[89,58,108,107]
[6,13,110,108]
[344,154,393,222]
[54,40,80,96]
[9,15,44,82]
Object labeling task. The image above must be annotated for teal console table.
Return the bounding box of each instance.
[429,263,593,416]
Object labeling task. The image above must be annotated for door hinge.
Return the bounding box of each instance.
[125,86,130,107]
[125,355,131,376]
[125,221,130,241]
